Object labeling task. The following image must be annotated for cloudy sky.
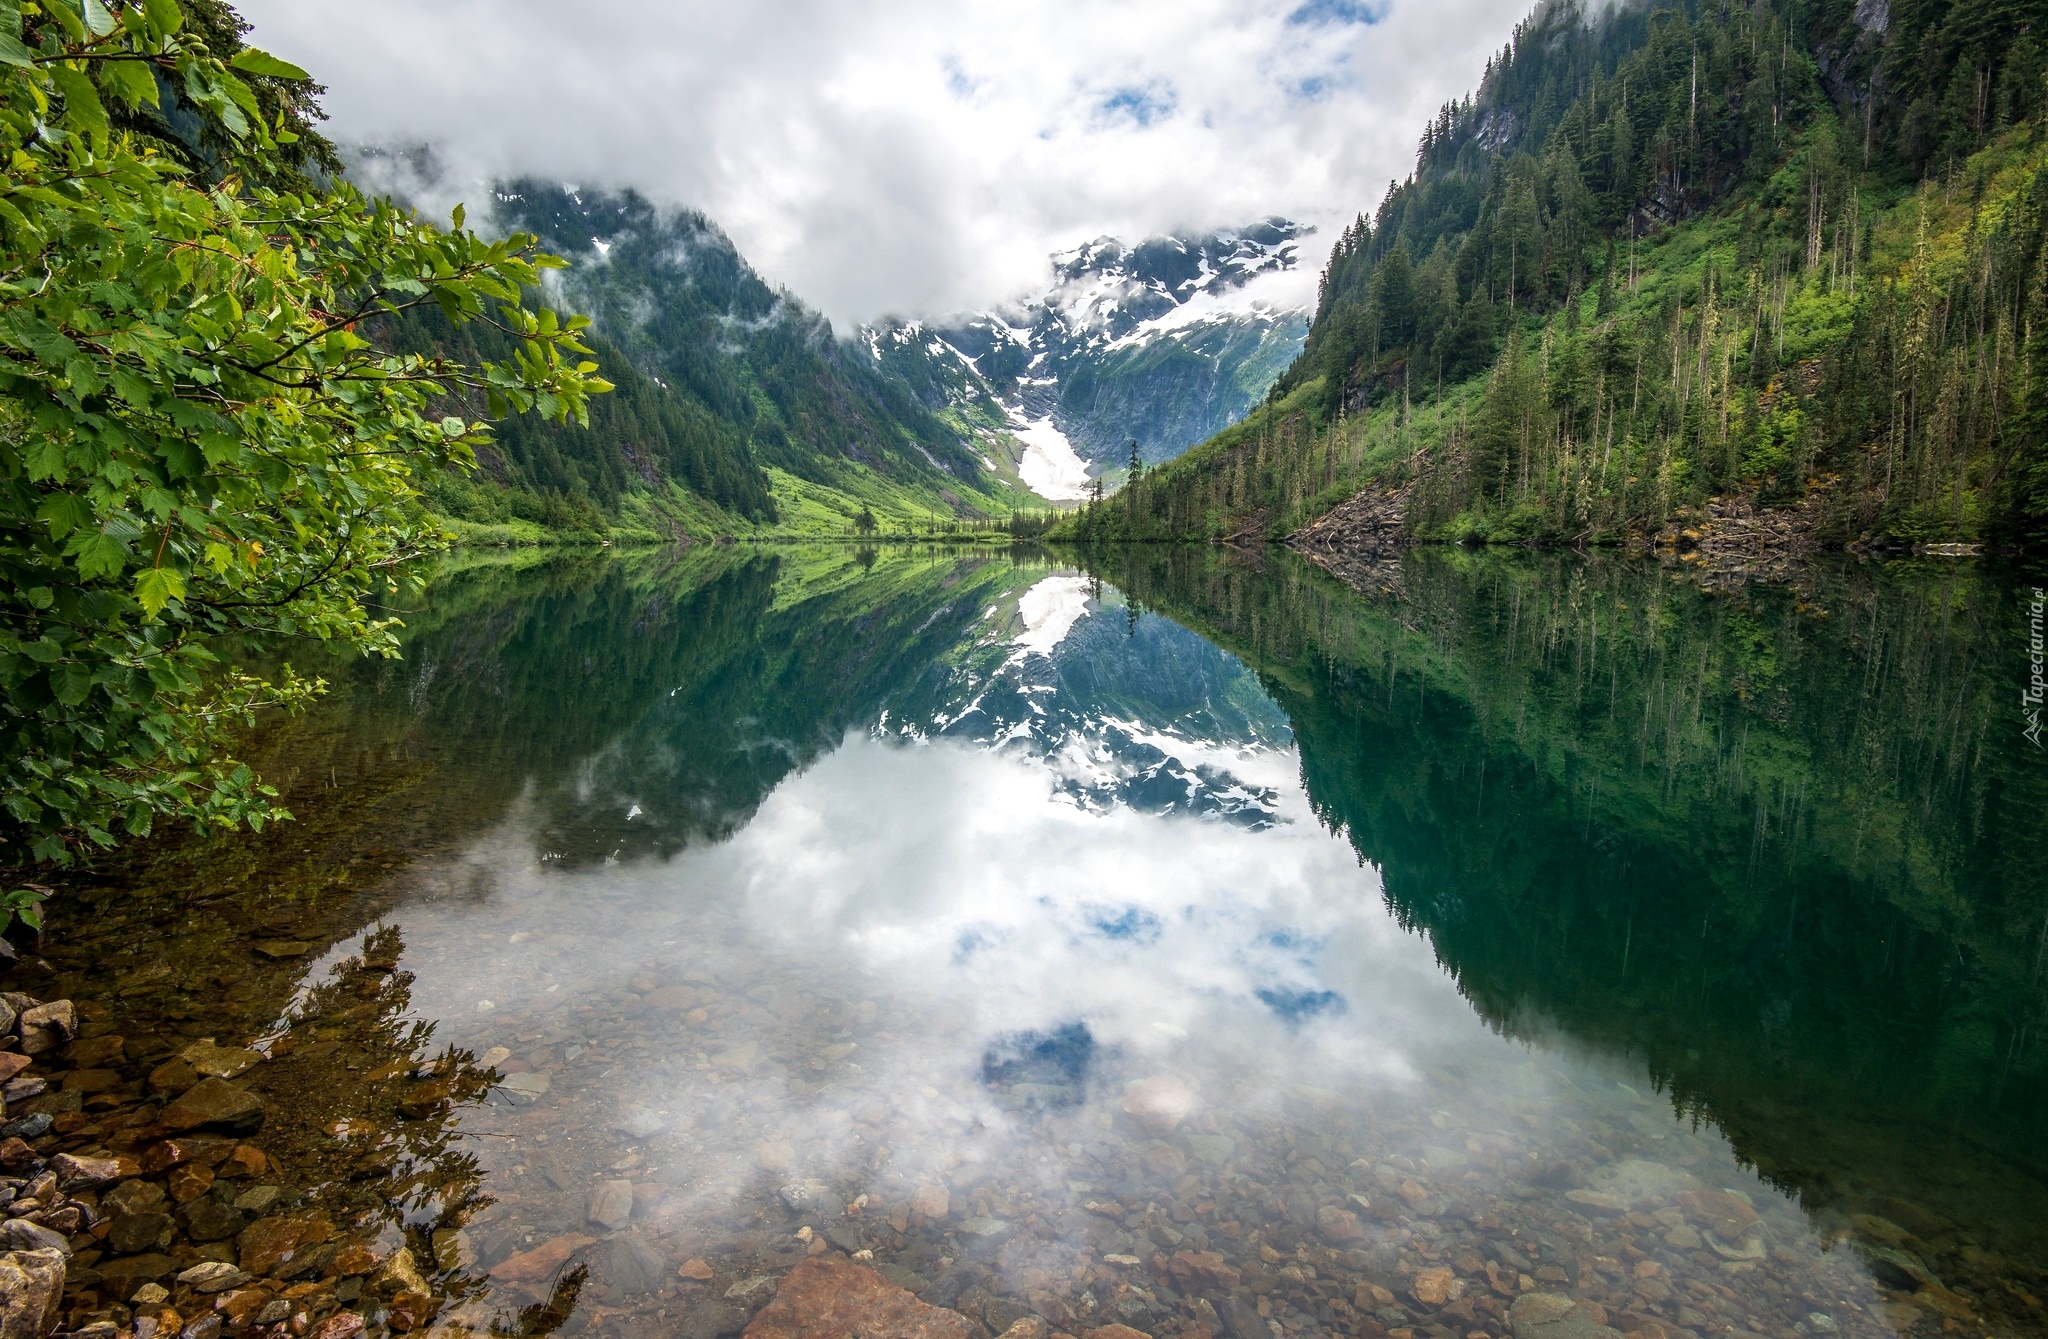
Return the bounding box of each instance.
[237,0,1534,329]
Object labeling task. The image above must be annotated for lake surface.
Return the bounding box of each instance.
[31,544,2048,1339]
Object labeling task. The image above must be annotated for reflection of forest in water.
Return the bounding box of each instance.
[1093,544,2048,1263]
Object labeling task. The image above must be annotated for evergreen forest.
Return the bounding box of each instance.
[1059,0,2048,549]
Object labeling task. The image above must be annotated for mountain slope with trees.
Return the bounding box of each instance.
[398,178,1047,541]
[1060,0,2048,550]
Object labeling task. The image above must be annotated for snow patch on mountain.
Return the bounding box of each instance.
[1012,414,1093,502]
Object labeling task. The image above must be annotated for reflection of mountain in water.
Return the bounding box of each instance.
[1099,544,2048,1268]
[352,550,1294,867]
[900,575,1293,829]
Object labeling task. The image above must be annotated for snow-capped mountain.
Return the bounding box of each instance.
[864,220,1312,500]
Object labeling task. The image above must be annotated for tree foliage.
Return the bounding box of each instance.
[0,0,609,895]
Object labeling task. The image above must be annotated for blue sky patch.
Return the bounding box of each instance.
[1087,905,1163,943]
[1257,987,1348,1022]
[1287,0,1381,24]
[1099,85,1177,128]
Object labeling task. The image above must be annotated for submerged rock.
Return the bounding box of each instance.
[1507,1293,1622,1339]
[158,1078,265,1135]
[740,1257,972,1339]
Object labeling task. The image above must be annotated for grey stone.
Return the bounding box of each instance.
[680,1302,747,1339]
[494,1073,550,1105]
[611,1111,667,1140]
[586,1180,634,1232]
[0,1223,66,1256]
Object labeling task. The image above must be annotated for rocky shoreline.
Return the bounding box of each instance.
[1285,481,1985,595]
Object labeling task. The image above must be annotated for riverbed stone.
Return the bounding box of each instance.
[178,1041,262,1082]
[15,1004,74,1056]
[488,1234,595,1286]
[740,1257,972,1339]
[0,1223,65,1257]
[0,1248,63,1339]
[94,1254,176,1293]
[158,1079,265,1136]
[178,1193,245,1243]
[49,1154,120,1191]
[1119,1076,1195,1135]
[1508,1293,1623,1339]
[103,1180,167,1220]
[587,1180,634,1232]
[107,1211,172,1255]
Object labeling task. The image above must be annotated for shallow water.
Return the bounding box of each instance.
[29,545,2048,1339]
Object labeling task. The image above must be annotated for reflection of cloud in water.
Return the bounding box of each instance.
[717,736,1461,1078]
[374,705,1882,1334]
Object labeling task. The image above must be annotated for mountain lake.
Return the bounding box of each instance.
[18,544,2047,1339]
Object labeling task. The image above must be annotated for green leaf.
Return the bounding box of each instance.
[100,57,160,109]
[81,0,116,36]
[51,662,92,706]
[37,493,92,539]
[48,66,110,138]
[134,566,185,618]
[229,48,311,80]
[142,0,180,35]
[0,20,33,69]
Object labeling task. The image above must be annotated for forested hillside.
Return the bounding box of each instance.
[1061,0,2048,549]
[374,174,1047,541]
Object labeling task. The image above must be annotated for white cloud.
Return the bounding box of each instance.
[238,0,1535,328]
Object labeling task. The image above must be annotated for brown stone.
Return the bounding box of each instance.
[213,1289,270,1326]
[16,1002,75,1055]
[65,1036,123,1069]
[1412,1266,1456,1306]
[488,1235,596,1286]
[179,1041,262,1081]
[679,1258,715,1282]
[49,1153,121,1190]
[1165,1251,1240,1288]
[328,1244,382,1277]
[0,1057,30,1086]
[168,1163,215,1204]
[221,1146,267,1179]
[158,1078,265,1135]
[385,1291,437,1332]
[1083,1328,1153,1339]
[0,1142,29,1174]
[238,1215,332,1277]
[0,1248,65,1339]
[146,1058,200,1097]
[1317,1205,1366,1244]
[308,1312,365,1339]
[742,1258,973,1339]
